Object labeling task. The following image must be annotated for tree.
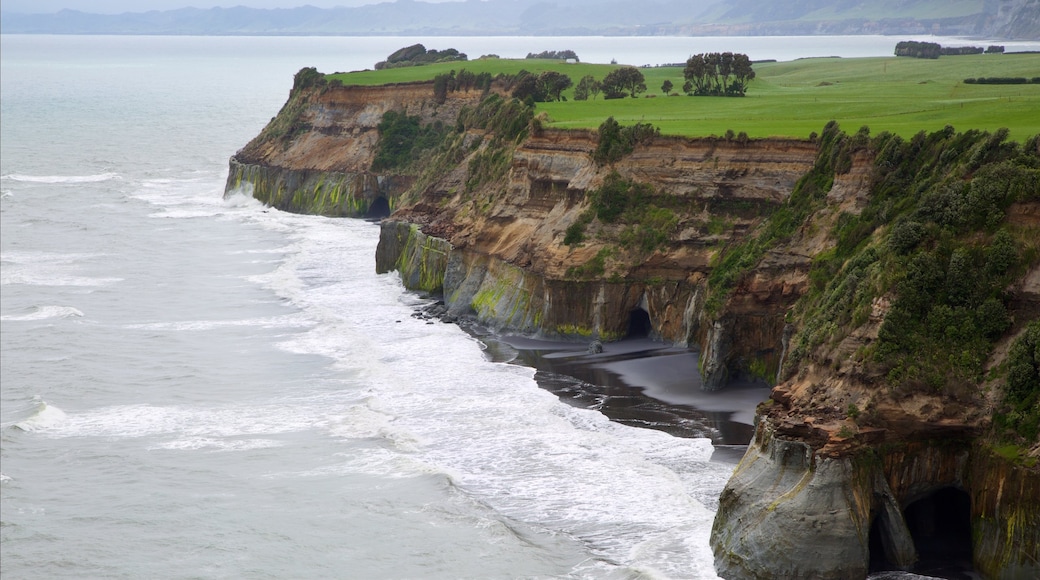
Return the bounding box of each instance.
[601,66,646,99]
[683,52,755,97]
[510,70,572,102]
[661,79,673,96]
[510,71,541,101]
[538,71,573,102]
[574,74,600,101]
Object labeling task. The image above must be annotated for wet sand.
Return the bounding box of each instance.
[460,322,770,454]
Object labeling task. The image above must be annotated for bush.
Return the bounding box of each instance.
[371,111,448,171]
[996,321,1040,443]
[593,117,659,165]
[564,221,586,245]
[590,171,632,222]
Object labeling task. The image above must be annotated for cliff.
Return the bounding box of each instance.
[227,72,1040,579]
[225,70,492,217]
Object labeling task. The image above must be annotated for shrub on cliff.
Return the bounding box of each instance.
[995,321,1040,444]
[583,172,675,254]
[593,117,658,165]
[706,120,857,314]
[371,111,449,171]
[293,67,327,90]
[783,124,1040,396]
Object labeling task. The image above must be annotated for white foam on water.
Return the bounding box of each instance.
[229,206,726,578]
[152,438,284,452]
[2,172,123,184]
[1,305,85,321]
[29,399,342,442]
[12,401,68,432]
[291,449,445,480]
[122,312,312,332]
[0,251,122,287]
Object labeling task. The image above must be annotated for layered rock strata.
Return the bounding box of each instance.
[228,76,1039,580]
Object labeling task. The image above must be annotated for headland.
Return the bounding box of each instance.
[225,51,1040,579]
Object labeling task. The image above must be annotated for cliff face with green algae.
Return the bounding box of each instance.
[224,68,493,217]
[229,73,1040,579]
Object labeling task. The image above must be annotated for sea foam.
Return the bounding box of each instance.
[1,305,85,322]
[13,401,68,432]
[3,172,122,184]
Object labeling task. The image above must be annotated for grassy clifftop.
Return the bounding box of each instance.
[329,53,1040,140]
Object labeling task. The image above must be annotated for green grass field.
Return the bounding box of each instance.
[328,53,1040,140]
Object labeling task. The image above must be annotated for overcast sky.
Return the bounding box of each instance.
[0,0,461,13]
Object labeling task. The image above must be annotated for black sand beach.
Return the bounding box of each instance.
[445,322,769,459]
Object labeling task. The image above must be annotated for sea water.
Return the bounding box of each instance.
[4,34,1025,579]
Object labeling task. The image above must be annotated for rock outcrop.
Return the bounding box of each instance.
[227,72,1040,579]
[225,78,489,217]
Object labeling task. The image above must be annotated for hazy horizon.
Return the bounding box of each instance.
[2,0,452,14]
[1,0,720,15]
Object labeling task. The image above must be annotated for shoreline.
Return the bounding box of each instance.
[414,301,768,462]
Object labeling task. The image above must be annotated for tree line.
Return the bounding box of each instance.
[895,40,1006,59]
[964,77,1040,85]
[526,50,579,61]
[430,54,757,105]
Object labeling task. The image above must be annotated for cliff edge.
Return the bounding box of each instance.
[226,70,1040,579]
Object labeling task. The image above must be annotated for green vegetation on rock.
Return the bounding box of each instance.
[372,111,450,172]
[995,321,1040,445]
[706,120,857,313]
[784,124,1040,401]
[592,117,659,165]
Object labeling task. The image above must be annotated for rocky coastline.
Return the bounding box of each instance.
[226,72,1039,579]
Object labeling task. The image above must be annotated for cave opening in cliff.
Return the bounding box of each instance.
[627,307,652,338]
[903,486,974,571]
[366,196,391,219]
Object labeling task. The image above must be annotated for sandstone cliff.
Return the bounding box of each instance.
[227,72,1040,579]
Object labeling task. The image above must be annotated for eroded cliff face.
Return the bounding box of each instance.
[225,80,490,216]
[713,420,1040,580]
[228,76,1039,579]
[389,127,830,389]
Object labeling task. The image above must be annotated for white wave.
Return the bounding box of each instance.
[224,182,255,200]
[0,251,122,287]
[1,305,84,322]
[122,312,312,332]
[147,209,227,219]
[13,401,68,432]
[1,269,122,287]
[152,438,284,452]
[0,473,11,483]
[33,398,351,442]
[305,448,446,480]
[2,172,122,184]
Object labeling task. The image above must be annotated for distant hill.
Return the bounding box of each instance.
[2,0,1037,40]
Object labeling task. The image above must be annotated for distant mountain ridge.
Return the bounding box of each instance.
[2,0,1037,40]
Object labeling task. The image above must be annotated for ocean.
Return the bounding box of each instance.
[3,34,1026,579]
